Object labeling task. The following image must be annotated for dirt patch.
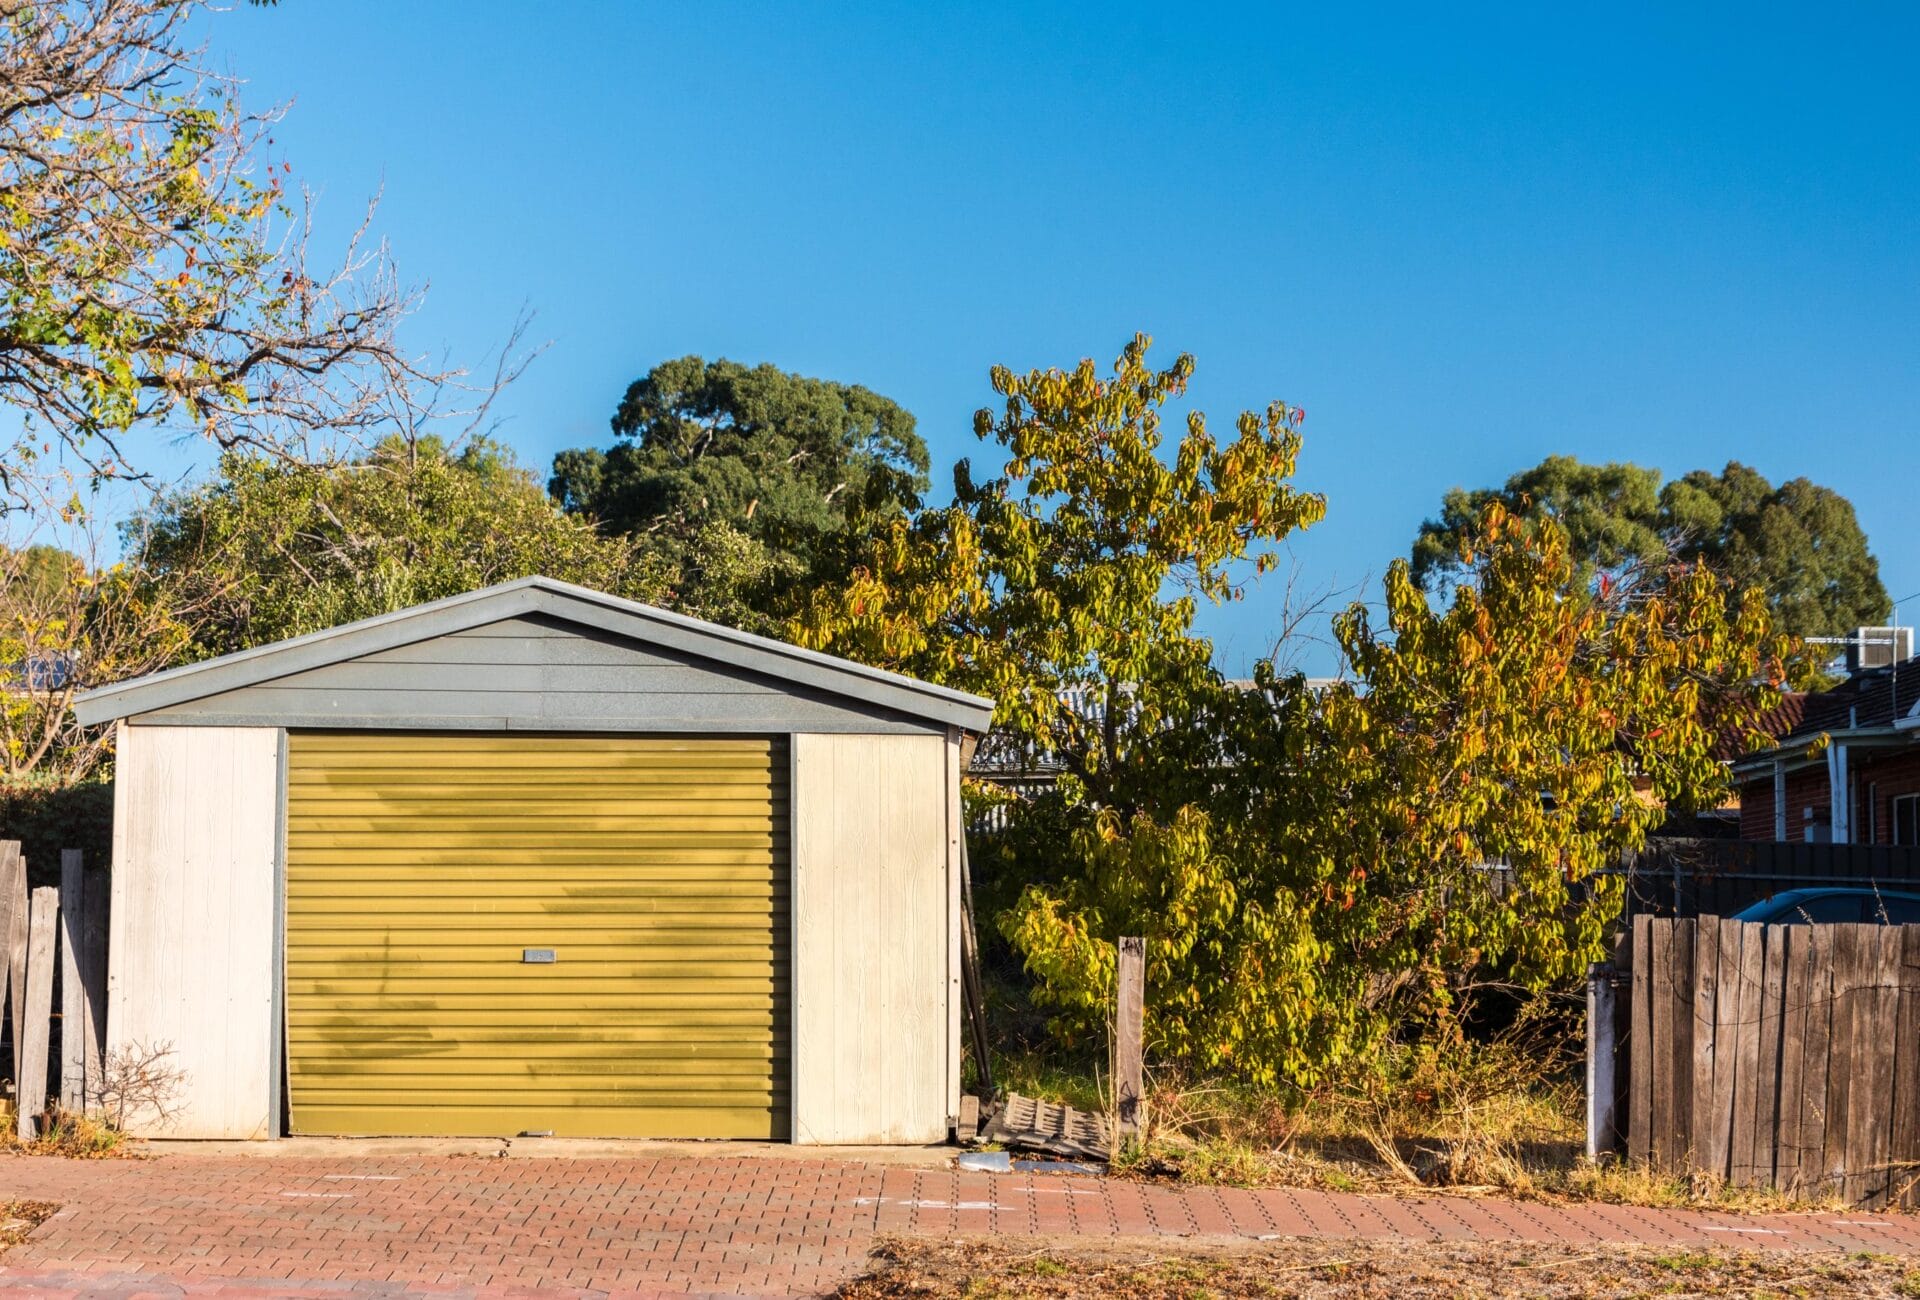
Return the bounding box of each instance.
[835,1235,1920,1298]
[0,1202,57,1257]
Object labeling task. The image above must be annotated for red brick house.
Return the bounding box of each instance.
[1734,639,1920,845]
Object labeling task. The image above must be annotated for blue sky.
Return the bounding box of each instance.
[154,2,1920,672]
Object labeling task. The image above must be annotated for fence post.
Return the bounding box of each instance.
[0,841,24,1087]
[1587,959,1619,1159]
[17,886,59,1139]
[59,849,86,1111]
[1114,936,1145,1144]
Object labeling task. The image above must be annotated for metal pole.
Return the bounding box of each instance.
[1586,960,1618,1160]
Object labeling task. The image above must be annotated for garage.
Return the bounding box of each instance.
[74,576,994,1144]
[283,732,789,1139]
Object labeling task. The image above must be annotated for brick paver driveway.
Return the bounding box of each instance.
[6,1152,1920,1296]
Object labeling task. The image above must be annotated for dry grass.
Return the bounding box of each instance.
[1117,1083,1845,1213]
[1008,1004,1849,1214]
[835,1236,1920,1298]
[0,1105,136,1158]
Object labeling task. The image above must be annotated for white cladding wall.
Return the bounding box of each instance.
[790,732,958,1143]
[108,723,280,1138]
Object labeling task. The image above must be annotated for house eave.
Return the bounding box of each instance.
[1731,725,1916,779]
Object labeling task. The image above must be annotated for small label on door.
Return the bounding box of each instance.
[522,948,557,964]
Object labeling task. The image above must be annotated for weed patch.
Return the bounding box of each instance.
[993,998,1845,1213]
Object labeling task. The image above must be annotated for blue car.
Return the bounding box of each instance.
[1730,887,1920,926]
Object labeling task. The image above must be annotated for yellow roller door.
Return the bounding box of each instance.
[284,732,788,1138]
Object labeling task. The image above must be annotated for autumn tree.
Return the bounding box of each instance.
[132,435,670,659]
[0,0,510,504]
[792,332,1330,1053]
[1412,455,1888,638]
[552,356,928,629]
[1003,505,1786,1084]
[798,339,1789,1085]
[792,333,1324,805]
[0,536,191,786]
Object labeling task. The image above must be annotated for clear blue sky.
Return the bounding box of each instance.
[180,2,1920,673]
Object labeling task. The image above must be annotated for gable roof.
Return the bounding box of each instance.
[73,576,996,733]
[1791,659,1920,736]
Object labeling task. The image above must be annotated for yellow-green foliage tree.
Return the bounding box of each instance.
[1004,507,1785,1084]
[793,332,1325,802]
[799,335,1789,1086]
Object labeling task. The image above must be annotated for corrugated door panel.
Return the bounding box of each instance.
[284,732,788,1138]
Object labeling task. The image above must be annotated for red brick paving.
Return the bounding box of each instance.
[2,1153,1919,1297]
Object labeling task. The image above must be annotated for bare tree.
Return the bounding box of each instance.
[0,0,526,507]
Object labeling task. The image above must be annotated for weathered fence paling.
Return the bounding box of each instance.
[1617,914,1920,1209]
[0,843,109,1136]
[0,841,26,1088]
[16,887,57,1139]
[58,849,86,1109]
[1585,960,1619,1160]
[80,857,110,1108]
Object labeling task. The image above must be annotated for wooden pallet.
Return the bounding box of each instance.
[980,1092,1111,1161]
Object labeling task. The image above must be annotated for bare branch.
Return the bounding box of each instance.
[0,0,533,509]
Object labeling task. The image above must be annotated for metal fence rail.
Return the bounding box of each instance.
[1607,839,1920,920]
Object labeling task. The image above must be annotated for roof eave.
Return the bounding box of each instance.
[1730,724,1918,776]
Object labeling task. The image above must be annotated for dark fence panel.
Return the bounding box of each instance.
[1613,838,1920,920]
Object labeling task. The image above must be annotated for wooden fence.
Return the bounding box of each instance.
[1615,838,1920,920]
[0,840,109,1138]
[1616,914,1920,1208]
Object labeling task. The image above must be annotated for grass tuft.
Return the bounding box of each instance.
[0,1104,135,1158]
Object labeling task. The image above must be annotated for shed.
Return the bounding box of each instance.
[73,577,994,1144]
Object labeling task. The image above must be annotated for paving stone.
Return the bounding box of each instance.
[2,1153,1917,1296]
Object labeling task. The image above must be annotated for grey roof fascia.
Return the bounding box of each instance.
[1729,724,1913,775]
[516,578,994,729]
[72,583,545,726]
[73,576,996,732]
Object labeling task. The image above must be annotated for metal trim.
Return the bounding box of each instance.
[271,726,289,1138]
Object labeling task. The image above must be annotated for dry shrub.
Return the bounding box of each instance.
[95,1039,187,1132]
[0,1038,185,1157]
